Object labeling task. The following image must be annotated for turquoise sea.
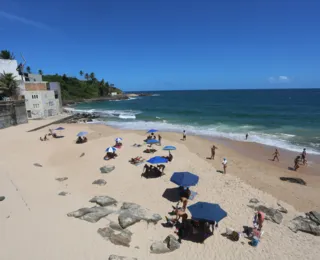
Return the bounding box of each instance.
[68,89,320,154]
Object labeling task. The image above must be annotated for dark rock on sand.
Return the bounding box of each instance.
[98,221,132,247]
[109,255,137,260]
[58,191,69,196]
[250,205,283,224]
[100,165,115,174]
[89,196,117,207]
[280,177,306,185]
[307,211,320,225]
[80,153,85,157]
[0,196,5,201]
[277,203,288,214]
[92,179,107,186]
[118,202,162,229]
[55,177,68,182]
[288,216,320,236]
[67,206,114,223]
[34,163,43,167]
[150,235,180,254]
[249,198,259,204]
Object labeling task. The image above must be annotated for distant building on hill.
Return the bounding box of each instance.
[0,58,62,119]
[110,92,118,96]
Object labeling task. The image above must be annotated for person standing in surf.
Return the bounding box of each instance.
[211,145,217,160]
[182,130,186,141]
[272,149,280,162]
[245,133,249,140]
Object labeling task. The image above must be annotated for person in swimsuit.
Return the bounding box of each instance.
[211,145,217,160]
[294,156,300,171]
[272,148,280,162]
[246,133,249,140]
[301,148,307,165]
[222,158,227,174]
[182,130,186,141]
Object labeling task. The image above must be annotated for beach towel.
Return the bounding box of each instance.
[189,190,198,200]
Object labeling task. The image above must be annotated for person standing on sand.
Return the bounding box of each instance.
[301,148,307,165]
[246,133,249,140]
[158,134,162,145]
[182,130,186,141]
[211,145,217,160]
[222,158,227,174]
[272,149,280,162]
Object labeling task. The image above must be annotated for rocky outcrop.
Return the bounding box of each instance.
[98,221,132,247]
[89,196,117,207]
[307,211,320,225]
[280,177,306,185]
[56,177,68,182]
[67,206,114,223]
[108,255,137,260]
[100,165,115,174]
[0,196,5,202]
[289,216,320,236]
[92,179,107,186]
[249,205,283,224]
[150,235,180,254]
[118,202,162,229]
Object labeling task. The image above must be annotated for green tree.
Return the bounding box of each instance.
[38,69,43,75]
[84,73,89,81]
[26,66,32,73]
[90,72,95,81]
[0,50,15,60]
[80,70,84,77]
[0,72,19,98]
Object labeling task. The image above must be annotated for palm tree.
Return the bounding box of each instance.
[90,72,95,81]
[80,70,84,77]
[0,72,19,98]
[26,66,32,73]
[38,69,43,75]
[0,50,15,60]
[84,73,89,81]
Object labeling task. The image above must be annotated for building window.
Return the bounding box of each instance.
[32,94,39,99]
[33,104,39,108]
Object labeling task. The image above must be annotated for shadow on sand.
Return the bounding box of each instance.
[162,187,180,202]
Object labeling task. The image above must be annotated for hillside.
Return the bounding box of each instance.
[42,74,122,101]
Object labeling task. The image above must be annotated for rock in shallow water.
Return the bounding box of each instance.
[118,202,162,229]
[67,206,114,223]
[108,255,137,260]
[98,221,132,247]
[289,216,320,236]
[92,179,107,186]
[89,196,117,207]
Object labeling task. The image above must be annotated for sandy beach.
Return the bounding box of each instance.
[1,121,319,260]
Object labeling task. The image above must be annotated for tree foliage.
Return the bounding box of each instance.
[26,66,32,73]
[38,69,43,75]
[42,74,121,101]
[0,72,19,99]
[0,50,15,60]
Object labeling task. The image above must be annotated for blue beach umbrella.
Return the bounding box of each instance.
[147,139,159,144]
[106,147,117,153]
[147,156,168,164]
[147,129,158,133]
[187,202,227,223]
[170,172,199,187]
[77,131,88,137]
[163,146,176,151]
[55,127,65,131]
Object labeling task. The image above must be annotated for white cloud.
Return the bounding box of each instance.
[268,76,291,83]
[0,11,50,30]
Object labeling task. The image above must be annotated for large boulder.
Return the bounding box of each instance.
[150,235,180,254]
[307,211,320,225]
[67,206,114,223]
[92,179,107,186]
[58,191,69,196]
[288,216,320,236]
[89,196,117,207]
[0,196,5,202]
[56,177,68,182]
[250,205,283,224]
[98,221,132,247]
[100,165,115,174]
[108,255,137,260]
[118,202,162,229]
[280,177,306,185]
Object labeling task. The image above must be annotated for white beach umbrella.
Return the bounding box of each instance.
[115,137,123,142]
[106,147,117,153]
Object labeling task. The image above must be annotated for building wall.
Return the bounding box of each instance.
[24,73,43,82]
[0,100,28,129]
[49,82,63,112]
[25,82,48,91]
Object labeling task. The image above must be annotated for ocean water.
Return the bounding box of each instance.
[67,89,320,154]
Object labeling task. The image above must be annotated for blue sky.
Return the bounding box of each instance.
[1,0,320,91]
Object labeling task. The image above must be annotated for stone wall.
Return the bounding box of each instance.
[0,101,28,129]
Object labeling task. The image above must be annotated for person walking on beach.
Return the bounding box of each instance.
[210,145,217,160]
[301,148,307,165]
[222,158,227,174]
[294,156,300,171]
[245,133,249,140]
[272,149,280,162]
[182,130,186,141]
[158,134,162,145]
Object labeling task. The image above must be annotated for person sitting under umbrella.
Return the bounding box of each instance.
[162,151,173,162]
[165,211,188,227]
[104,147,118,160]
[76,136,87,144]
[114,138,123,148]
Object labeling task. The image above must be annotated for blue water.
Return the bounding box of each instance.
[68,89,320,154]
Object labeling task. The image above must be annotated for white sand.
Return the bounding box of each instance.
[0,123,319,260]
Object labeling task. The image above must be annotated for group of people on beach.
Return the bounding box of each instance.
[146,132,162,145]
[271,147,308,171]
[39,129,62,141]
